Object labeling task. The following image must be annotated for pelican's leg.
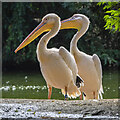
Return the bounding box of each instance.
[65,86,68,100]
[93,91,95,99]
[48,86,52,99]
[80,93,83,100]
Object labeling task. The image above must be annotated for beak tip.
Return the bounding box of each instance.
[14,49,17,53]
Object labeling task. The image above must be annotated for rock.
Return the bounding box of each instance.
[0,99,119,119]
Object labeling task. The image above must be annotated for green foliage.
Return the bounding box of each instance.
[98,2,120,32]
[65,2,120,67]
[27,109,32,112]
[2,2,120,71]
[104,9,120,32]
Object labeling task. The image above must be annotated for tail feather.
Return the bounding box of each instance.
[99,91,103,99]
[61,81,81,99]
[76,75,84,88]
[99,85,104,99]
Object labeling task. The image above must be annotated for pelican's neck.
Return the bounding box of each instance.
[70,18,89,55]
[37,20,60,56]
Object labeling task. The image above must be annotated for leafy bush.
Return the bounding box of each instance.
[2,2,120,71]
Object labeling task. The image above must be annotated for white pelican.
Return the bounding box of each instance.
[61,14,104,99]
[15,13,83,99]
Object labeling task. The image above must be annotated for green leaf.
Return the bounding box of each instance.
[27,109,32,112]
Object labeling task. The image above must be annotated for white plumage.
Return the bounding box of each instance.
[61,14,104,99]
[15,13,82,99]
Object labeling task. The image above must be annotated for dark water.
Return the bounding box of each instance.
[1,69,119,99]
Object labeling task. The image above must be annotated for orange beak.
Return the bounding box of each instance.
[15,16,82,53]
[61,17,82,31]
[14,21,53,53]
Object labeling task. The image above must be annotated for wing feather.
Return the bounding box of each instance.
[92,54,104,99]
[59,46,78,82]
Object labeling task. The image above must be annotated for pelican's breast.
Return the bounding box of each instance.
[39,48,73,89]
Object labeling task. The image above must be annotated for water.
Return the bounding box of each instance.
[102,69,119,99]
[2,71,64,99]
[1,69,119,99]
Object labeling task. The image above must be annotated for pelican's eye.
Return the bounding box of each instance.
[71,16,76,20]
[72,16,82,21]
[43,18,49,23]
[45,18,48,21]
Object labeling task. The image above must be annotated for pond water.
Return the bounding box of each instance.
[1,69,119,99]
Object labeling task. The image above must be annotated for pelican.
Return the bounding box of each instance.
[15,13,83,99]
[61,14,104,99]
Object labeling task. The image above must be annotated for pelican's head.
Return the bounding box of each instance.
[15,13,60,53]
[61,14,90,31]
[42,13,60,25]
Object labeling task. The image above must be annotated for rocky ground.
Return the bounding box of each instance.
[0,99,119,120]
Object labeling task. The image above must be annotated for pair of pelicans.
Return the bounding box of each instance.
[15,13,104,100]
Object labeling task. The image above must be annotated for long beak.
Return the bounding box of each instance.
[15,21,53,53]
[61,18,82,31]
[15,17,81,53]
